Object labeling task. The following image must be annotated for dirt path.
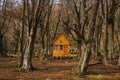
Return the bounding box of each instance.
[0,57,120,80]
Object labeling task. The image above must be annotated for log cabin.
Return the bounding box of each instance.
[52,34,69,58]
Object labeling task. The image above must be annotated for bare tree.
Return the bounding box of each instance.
[18,0,25,67]
[60,0,100,75]
[0,0,14,56]
[18,0,52,70]
[34,0,54,60]
[100,0,120,65]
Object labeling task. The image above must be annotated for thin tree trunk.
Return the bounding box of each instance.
[40,36,46,61]
[103,0,108,65]
[18,0,25,68]
[0,36,7,57]
[97,24,102,57]
[119,55,120,69]
[0,37,4,56]
[103,22,108,65]
[14,37,19,54]
[21,26,37,70]
[108,23,114,60]
[77,41,82,58]
[118,17,120,69]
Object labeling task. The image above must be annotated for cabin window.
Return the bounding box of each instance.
[54,45,63,50]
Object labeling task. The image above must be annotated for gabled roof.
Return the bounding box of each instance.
[52,34,69,45]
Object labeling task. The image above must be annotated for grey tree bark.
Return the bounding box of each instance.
[77,0,100,75]
[18,0,25,68]
[61,0,100,75]
[19,0,48,70]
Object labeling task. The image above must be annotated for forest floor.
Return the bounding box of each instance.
[0,56,120,80]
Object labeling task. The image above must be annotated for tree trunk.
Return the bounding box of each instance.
[46,27,50,56]
[21,26,37,70]
[22,43,33,70]
[118,17,120,69]
[18,0,25,68]
[0,38,4,56]
[0,36,7,57]
[96,21,103,57]
[40,36,46,61]
[108,23,114,60]
[77,41,82,58]
[77,42,92,75]
[103,0,108,65]
[14,37,19,54]
[119,54,120,69]
[76,0,100,75]
[103,24,108,65]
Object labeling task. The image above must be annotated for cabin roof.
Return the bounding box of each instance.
[52,34,69,45]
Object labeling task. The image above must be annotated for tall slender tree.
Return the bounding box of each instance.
[19,0,52,70]
[18,0,25,67]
